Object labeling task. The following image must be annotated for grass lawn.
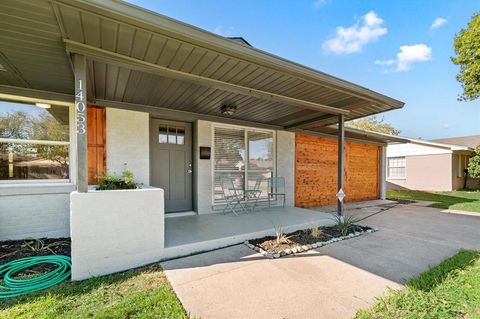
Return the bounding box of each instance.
[355,250,480,319]
[0,264,190,319]
[388,189,480,213]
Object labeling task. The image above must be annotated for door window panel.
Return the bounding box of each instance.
[168,127,177,144]
[159,126,168,143]
[159,125,185,145]
[176,127,185,145]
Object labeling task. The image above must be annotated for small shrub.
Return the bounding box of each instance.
[331,214,360,236]
[96,169,139,190]
[22,239,54,254]
[310,226,323,238]
[274,225,293,245]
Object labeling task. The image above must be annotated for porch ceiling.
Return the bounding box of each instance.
[0,0,404,129]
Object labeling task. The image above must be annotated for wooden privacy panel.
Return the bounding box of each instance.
[295,134,380,208]
[345,141,380,203]
[87,106,106,184]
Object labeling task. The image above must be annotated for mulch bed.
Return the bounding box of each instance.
[0,238,71,274]
[246,225,375,258]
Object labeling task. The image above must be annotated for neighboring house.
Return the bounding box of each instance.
[0,0,404,279]
[386,135,480,191]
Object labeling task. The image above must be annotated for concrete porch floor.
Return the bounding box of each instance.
[163,207,334,260]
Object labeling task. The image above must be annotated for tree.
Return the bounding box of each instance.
[468,146,480,179]
[0,111,32,153]
[31,113,69,178]
[346,116,400,135]
[451,13,480,101]
[0,111,31,139]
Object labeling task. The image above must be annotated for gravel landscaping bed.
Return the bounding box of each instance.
[245,225,377,258]
[0,238,71,273]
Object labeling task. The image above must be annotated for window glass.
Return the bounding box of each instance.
[248,130,273,170]
[247,171,272,200]
[387,157,405,178]
[0,101,70,181]
[214,127,245,171]
[213,126,274,204]
[168,127,176,144]
[158,126,168,143]
[1,144,69,179]
[176,127,185,145]
[213,172,245,202]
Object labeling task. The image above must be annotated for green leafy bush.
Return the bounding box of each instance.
[95,169,139,190]
[468,146,480,179]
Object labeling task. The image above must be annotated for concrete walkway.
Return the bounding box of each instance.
[161,203,480,319]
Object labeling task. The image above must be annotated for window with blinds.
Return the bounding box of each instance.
[213,126,274,203]
[387,157,406,178]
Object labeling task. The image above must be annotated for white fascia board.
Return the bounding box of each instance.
[387,142,453,157]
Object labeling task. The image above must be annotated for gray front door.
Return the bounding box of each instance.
[150,119,193,213]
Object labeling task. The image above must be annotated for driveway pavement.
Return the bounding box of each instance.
[161,203,480,319]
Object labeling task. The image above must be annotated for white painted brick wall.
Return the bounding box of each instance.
[0,185,73,241]
[70,187,164,280]
[106,108,150,185]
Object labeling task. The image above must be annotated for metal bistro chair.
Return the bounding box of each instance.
[267,177,286,208]
[244,176,263,212]
[220,177,247,216]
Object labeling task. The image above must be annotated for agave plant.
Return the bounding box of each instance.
[331,214,360,236]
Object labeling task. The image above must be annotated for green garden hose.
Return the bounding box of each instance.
[0,255,71,298]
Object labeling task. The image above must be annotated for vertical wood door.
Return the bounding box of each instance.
[150,119,193,213]
[87,106,106,184]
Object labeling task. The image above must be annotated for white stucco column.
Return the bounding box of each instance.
[276,130,295,206]
[194,120,213,213]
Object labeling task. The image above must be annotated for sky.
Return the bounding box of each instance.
[123,0,480,139]
[0,102,44,117]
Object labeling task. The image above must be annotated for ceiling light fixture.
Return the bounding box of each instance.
[35,103,51,109]
[220,104,237,116]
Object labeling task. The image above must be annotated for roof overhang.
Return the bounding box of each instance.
[298,125,409,145]
[0,0,404,131]
[380,132,475,153]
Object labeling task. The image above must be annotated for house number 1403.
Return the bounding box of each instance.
[75,79,86,134]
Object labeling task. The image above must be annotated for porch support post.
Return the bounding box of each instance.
[337,114,345,216]
[379,145,387,200]
[73,54,88,193]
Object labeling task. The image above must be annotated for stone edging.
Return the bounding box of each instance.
[244,226,378,259]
